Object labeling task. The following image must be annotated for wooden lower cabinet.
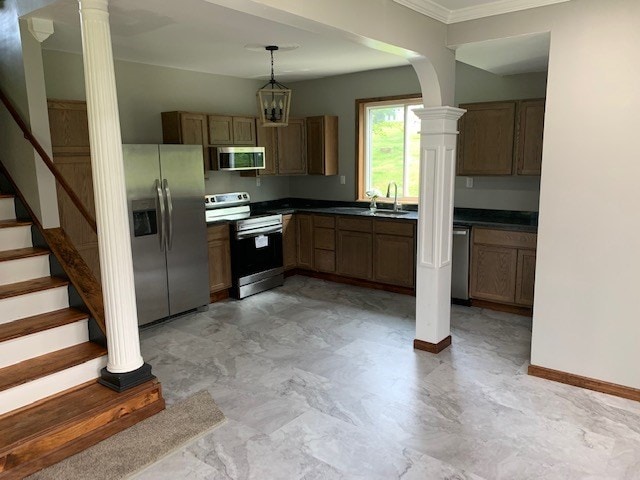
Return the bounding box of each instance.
[282,214,297,270]
[470,244,518,304]
[515,249,536,306]
[470,227,537,307]
[296,214,314,269]
[336,230,373,280]
[207,224,232,294]
[373,234,415,287]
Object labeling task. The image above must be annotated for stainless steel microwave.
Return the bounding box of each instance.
[217,147,265,171]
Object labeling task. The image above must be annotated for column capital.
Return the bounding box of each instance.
[413,106,466,135]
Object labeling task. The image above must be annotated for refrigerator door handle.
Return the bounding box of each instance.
[163,178,174,251]
[155,179,166,251]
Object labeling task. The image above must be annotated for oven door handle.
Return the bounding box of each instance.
[236,226,282,240]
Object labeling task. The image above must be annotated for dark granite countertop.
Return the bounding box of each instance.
[452,208,538,232]
[209,198,538,232]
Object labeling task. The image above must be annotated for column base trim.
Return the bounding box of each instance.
[528,365,640,402]
[99,362,155,393]
[413,336,452,354]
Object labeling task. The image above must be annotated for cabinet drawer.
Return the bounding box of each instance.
[314,227,335,250]
[337,216,372,233]
[473,228,536,249]
[314,249,335,273]
[313,215,335,228]
[207,223,230,242]
[374,219,415,237]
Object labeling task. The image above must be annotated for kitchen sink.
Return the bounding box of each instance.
[372,210,410,217]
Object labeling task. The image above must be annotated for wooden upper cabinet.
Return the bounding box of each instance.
[255,124,277,176]
[306,115,338,176]
[458,101,516,176]
[232,117,257,145]
[278,118,307,175]
[161,111,209,176]
[207,115,256,146]
[207,115,233,145]
[516,99,545,175]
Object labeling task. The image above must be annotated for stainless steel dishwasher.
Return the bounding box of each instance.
[451,226,470,304]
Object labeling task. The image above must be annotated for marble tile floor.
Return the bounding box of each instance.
[133,276,640,480]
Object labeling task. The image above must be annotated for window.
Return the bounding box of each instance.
[356,95,423,202]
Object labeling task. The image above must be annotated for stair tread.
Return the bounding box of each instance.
[0,219,31,228]
[0,307,88,343]
[0,276,68,300]
[0,193,15,199]
[0,246,49,262]
[0,342,106,392]
[0,379,160,454]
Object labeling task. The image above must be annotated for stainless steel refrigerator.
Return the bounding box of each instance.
[123,144,209,326]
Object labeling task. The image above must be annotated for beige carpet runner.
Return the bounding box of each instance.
[28,390,225,480]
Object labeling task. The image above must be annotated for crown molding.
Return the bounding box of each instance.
[393,0,570,24]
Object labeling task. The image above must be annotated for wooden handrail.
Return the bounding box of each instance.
[0,87,97,233]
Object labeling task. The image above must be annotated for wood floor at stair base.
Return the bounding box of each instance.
[0,381,165,480]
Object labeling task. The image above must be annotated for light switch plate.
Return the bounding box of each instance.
[465,177,473,188]
[256,177,261,187]
[340,175,346,185]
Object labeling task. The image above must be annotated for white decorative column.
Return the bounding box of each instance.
[78,0,153,390]
[413,107,465,353]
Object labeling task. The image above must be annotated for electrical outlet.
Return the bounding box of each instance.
[256,177,261,187]
[340,175,346,185]
[465,177,473,188]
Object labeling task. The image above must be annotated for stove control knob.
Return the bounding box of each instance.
[237,194,242,200]
[243,194,248,199]
[205,198,209,203]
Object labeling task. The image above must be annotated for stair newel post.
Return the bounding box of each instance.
[78,0,153,391]
[413,107,466,353]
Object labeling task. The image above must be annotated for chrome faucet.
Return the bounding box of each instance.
[386,182,401,212]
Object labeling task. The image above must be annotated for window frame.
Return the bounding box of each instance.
[355,93,423,203]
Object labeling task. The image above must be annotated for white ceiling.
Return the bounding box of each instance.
[393,0,571,24]
[28,0,553,83]
[455,32,550,75]
[28,0,413,83]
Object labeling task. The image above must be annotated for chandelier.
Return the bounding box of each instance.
[257,46,291,127]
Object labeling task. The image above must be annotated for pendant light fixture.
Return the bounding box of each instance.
[257,45,291,127]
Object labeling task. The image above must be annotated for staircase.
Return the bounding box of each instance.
[0,193,164,479]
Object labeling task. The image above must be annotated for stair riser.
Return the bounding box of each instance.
[0,320,89,369]
[0,287,69,325]
[0,225,32,251]
[0,197,16,221]
[0,255,50,286]
[0,356,107,416]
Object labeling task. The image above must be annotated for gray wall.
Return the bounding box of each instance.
[42,50,290,202]
[41,50,547,208]
[289,61,547,210]
[289,65,421,201]
[454,62,546,211]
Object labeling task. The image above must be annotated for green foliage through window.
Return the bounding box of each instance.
[365,100,422,199]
